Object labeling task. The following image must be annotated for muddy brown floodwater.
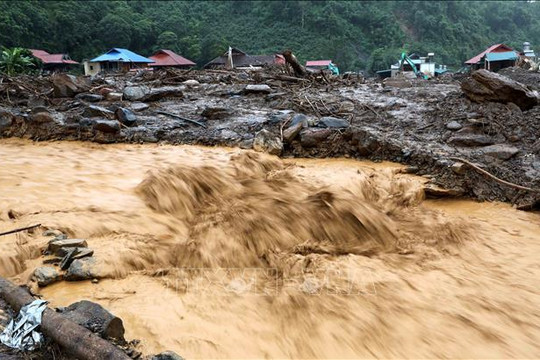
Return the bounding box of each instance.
[0,139,539,359]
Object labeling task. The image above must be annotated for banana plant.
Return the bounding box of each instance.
[0,47,35,76]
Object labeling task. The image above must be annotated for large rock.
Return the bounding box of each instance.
[60,247,94,270]
[318,116,349,128]
[64,257,99,281]
[83,105,114,118]
[33,266,60,287]
[461,69,539,110]
[300,128,332,147]
[447,134,494,147]
[478,144,519,160]
[58,300,125,342]
[123,86,147,101]
[48,238,88,255]
[115,108,136,126]
[123,86,184,102]
[94,120,121,133]
[253,129,283,155]
[52,74,91,98]
[283,122,304,143]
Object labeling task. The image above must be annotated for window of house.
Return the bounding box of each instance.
[90,66,94,70]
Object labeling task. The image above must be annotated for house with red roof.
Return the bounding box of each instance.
[149,49,196,69]
[305,60,339,75]
[465,44,518,72]
[30,49,78,72]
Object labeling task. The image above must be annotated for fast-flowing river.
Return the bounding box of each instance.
[0,139,539,358]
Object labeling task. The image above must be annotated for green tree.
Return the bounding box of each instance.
[155,31,179,52]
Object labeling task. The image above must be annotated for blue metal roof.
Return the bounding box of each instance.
[90,48,154,63]
[485,51,518,62]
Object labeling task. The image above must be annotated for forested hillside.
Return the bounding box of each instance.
[1,0,539,72]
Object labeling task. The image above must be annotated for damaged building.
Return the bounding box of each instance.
[204,47,285,69]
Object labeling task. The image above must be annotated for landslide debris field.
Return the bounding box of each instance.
[0,140,539,359]
[0,66,539,209]
[0,67,540,359]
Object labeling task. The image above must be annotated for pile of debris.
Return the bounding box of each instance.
[0,62,538,209]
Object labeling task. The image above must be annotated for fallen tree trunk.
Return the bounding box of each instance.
[0,277,130,360]
[282,50,306,77]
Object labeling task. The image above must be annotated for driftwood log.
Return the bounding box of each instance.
[0,277,130,360]
[282,50,306,77]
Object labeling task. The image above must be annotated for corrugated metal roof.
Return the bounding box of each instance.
[30,49,79,64]
[306,60,332,67]
[465,44,513,64]
[149,49,195,67]
[90,48,154,63]
[485,51,518,62]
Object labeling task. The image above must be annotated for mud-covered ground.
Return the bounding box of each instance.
[0,68,538,209]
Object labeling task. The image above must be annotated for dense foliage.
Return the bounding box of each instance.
[0,1,539,72]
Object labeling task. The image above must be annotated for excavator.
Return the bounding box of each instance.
[399,52,429,80]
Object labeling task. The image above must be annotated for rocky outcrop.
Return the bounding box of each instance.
[461,69,539,110]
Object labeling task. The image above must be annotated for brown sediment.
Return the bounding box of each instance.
[0,139,539,358]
